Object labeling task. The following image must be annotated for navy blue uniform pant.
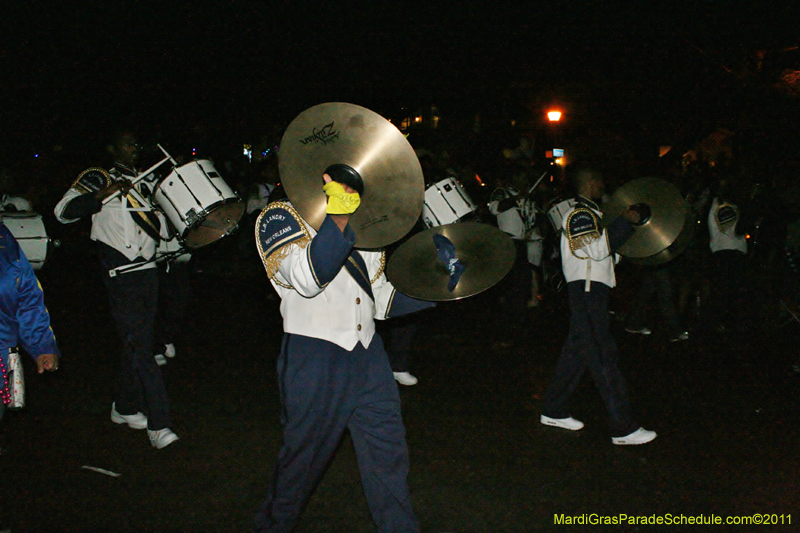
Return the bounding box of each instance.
[542,281,638,437]
[703,250,750,336]
[254,334,419,533]
[155,260,191,349]
[99,243,171,431]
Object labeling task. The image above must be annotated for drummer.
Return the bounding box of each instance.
[54,129,178,450]
[489,169,541,328]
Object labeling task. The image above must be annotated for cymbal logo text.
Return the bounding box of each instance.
[299,122,340,146]
[359,215,389,230]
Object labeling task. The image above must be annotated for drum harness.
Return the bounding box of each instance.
[105,194,170,278]
[101,147,188,278]
[105,194,191,278]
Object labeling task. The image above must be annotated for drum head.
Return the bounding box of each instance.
[153,159,246,249]
[183,201,245,249]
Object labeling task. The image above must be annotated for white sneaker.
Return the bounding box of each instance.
[612,427,657,445]
[393,372,418,386]
[669,331,689,342]
[111,403,148,430]
[148,428,179,449]
[625,327,652,335]
[164,343,176,358]
[540,415,584,431]
[154,354,167,366]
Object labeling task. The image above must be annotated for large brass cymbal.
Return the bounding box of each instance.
[631,208,696,265]
[386,222,516,301]
[601,177,691,262]
[279,102,424,249]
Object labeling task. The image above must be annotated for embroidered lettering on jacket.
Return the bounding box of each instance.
[255,202,311,282]
[566,207,601,253]
[73,168,113,194]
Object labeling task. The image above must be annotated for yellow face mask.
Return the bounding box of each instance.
[323,181,361,215]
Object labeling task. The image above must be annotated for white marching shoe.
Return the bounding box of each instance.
[164,343,176,359]
[612,427,657,446]
[148,428,179,449]
[110,403,148,430]
[393,372,418,386]
[154,344,176,367]
[540,415,585,431]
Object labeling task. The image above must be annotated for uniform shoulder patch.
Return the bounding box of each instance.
[73,168,113,194]
[715,203,738,232]
[255,201,310,280]
[565,207,601,252]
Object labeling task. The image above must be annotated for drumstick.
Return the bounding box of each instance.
[527,170,549,195]
[101,149,175,205]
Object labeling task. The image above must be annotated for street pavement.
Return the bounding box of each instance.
[2,241,799,532]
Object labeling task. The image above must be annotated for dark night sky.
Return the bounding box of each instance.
[2,1,799,161]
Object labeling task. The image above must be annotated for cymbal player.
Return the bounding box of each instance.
[539,159,657,446]
[253,165,434,532]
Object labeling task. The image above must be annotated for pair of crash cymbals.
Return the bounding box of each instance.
[386,222,516,301]
[279,102,424,250]
[600,177,694,265]
[280,102,515,300]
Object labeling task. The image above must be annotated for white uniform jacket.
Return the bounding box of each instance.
[708,197,747,254]
[560,196,634,290]
[55,166,166,265]
[256,201,433,351]
[488,186,538,241]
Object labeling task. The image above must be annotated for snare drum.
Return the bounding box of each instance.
[153,160,245,249]
[421,177,477,228]
[0,212,52,270]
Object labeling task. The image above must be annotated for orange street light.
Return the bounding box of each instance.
[547,110,562,122]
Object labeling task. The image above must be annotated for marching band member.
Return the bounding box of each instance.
[539,160,657,446]
[54,130,178,449]
[489,170,542,329]
[253,166,433,533]
[704,180,750,339]
[0,222,59,421]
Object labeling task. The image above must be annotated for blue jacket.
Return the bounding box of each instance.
[0,223,60,367]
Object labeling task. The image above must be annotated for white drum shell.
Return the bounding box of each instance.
[547,198,577,234]
[0,213,50,270]
[421,178,477,228]
[154,160,239,238]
